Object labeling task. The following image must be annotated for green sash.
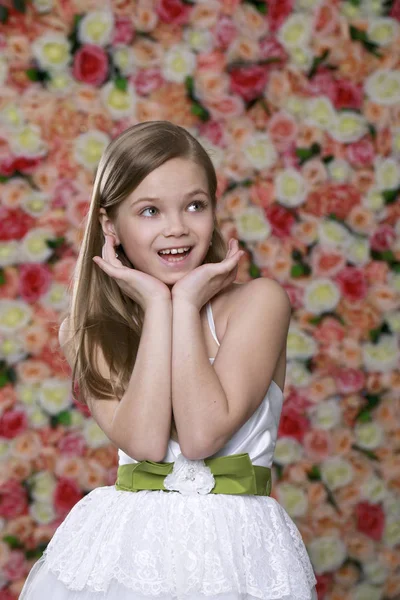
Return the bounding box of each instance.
[115,452,272,496]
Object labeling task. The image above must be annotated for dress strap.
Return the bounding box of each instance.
[206,301,220,347]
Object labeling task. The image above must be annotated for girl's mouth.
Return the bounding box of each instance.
[157,247,193,267]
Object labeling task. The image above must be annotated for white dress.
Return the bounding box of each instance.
[19,302,318,600]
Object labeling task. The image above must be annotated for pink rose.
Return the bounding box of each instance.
[214,16,237,49]
[282,284,304,310]
[305,182,361,219]
[355,501,385,541]
[264,203,296,238]
[268,111,298,151]
[311,246,346,277]
[132,68,164,96]
[53,477,83,518]
[267,0,295,32]
[0,207,34,241]
[0,409,28,439]
[370,224,396,252]
[259,36,288,63]
[72,45,109,86]
[18,263,52,303]
[229,65,269,102]
[112,16,134,45]
[57,432,86,456]
[333,79,363,110]
[0,480,29,518]
[207,95,245,120]
[199,120,227,147]
[334,368,366,394]
[307,68,336,103]
[156,0,192,25]
[346,137,375,167]
[303,429,333,462]
[3,550,27,581]
[335,266,368,302]
[314,318,346,345]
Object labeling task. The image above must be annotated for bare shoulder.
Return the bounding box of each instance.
[228,278,291,321]
[58,317,75,368]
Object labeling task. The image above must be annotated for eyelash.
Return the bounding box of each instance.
[139,200,208,218]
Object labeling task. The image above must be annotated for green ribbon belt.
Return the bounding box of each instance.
[115,453,271,496]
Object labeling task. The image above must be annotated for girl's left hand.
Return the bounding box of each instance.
[171,238,245,310]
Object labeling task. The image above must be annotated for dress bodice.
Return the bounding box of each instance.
[118,300,284,469]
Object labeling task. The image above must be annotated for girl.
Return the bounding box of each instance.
[20,121,318,600]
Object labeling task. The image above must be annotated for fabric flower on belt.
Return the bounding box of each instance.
[164,453,215,496]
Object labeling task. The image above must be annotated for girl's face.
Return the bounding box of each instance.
[103,157,214,287]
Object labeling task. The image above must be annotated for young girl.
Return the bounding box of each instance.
[20,121,318,600]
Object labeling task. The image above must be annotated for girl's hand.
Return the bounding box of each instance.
[92,234,171,311]
[171,238,245,310]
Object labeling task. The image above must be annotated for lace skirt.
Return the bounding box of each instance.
[19,485,318,600]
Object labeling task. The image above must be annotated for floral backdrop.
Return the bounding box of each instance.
[0,0,400,598]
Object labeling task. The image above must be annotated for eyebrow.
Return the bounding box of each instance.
[130,188,209,207]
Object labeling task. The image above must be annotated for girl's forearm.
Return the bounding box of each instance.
[171,297,228,459]
[112,298,173,462]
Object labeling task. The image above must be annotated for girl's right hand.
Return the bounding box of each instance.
[92,234,171,311]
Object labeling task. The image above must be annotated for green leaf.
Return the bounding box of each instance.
[3,535,23,549]
[57,410,72,426]
[351,444,380,461]
[308,315,324,325]
[0,5,8,22]
[307,465,321,480]
[322,154,334,164]
[244,0,268,13]
[0,372,10,387]
[356,410,372,423]
[0,268,5,285]
[46,237,65,249]
[191,102,210,122]
[249,264,261,278]
[368,123,377,139]
[308,49,330,79]
[185,75,195,97]
[26,68,40,81]
[115,76,127,91]
[349,25,382,57]
[273,462,284,479]
[12,0,26,12]
[382,187,400,205]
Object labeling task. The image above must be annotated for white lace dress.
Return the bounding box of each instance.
[19,303,318,600]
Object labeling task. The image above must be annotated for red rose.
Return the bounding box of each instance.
[265,203,296,238]
[278,405,311,442]
[370,224,396,252]
[259,36,288,63]
[0,409,28,439]
[3,550,26,581]
[307,69,337,103]
[72,45,109,86]
[304,183,361,219]
[0,480,29,519]
[229,65,269,102]
[334,368,366,394]
[390,0,400,19]
[355,501,385,541]
[0,207,34,241]
[0,155,41,176]
[112,16,134,45]
[57,432,86,456]
[156,0,192,25]
[18,263,52,303]
[199,120,226,147]
[334,266,368,302]
[346,137,375,167]
[133,68,164,96]
[53,477,83,518]
[214,16,237,49]
[267,0,295,32]
[333,79,363,110]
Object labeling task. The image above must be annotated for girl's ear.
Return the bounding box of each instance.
[99,208,120,246]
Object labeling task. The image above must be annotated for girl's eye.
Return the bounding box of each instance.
[140,200,208,217]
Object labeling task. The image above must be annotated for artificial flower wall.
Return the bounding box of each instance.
[0,0,400,598]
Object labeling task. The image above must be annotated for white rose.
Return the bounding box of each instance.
[0,104,25,131]
[383,516,400,547]
[277,13,312,48]
[284,95,307,119]
[368,17,399,46]
[274,437,304,465]
[362,334,399,372]
[365,69,400,106]
[9,124,47,158]
[16,383,40,407]
[374,157,400,191]
[20,227,54,263]
[78,11,114,46]
[305,97,336,130]
[32,33,71,71]
[296,0,323,10]
[360,476,387,504]
[354,421,384,449]
[29,471,57,502]
[363,187,385,212]
[162,43,196,83]
[74,130,110,170]
[29,501,56,525]
[331,112,368,143]
[100,81,137,120]
[32,0,53,13]
[327,159,352,183]
[303,278,341,315]
[308,535,347,574]
[0,441,10,461]
[0,300,32,333]
[112,46,136,76]
[275,168,308,207]
[289,46,313,71]
[0,335,26,364]
[287,328,317,360]
[277,482,308,517]
[311,399,342,430]
[392,127,400,156]
[183,28,214,53]
[69,409,86,429]
[388,272,400,294]
[286,360,312,387]
[83,417,109,448]
[318,219,352,249]
[28,407,49,429]
[320,456,354,490]
[47,70,76,95]
[385,310,400,333]
[242,132,277,170]
[41,282,70,311]
[0,241,19,267]
[21,192,50,218]
[235,206,272,242]
[353,582,384,600]
[38,378,72,415]
[363,559,388,585]
[164,453,215,495]
[0,53,8,86]
[346,237,370,267]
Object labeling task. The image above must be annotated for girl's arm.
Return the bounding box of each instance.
[171,278,291,460]
[60,297,172,463]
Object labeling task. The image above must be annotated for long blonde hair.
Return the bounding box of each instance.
[64,121,227,440]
